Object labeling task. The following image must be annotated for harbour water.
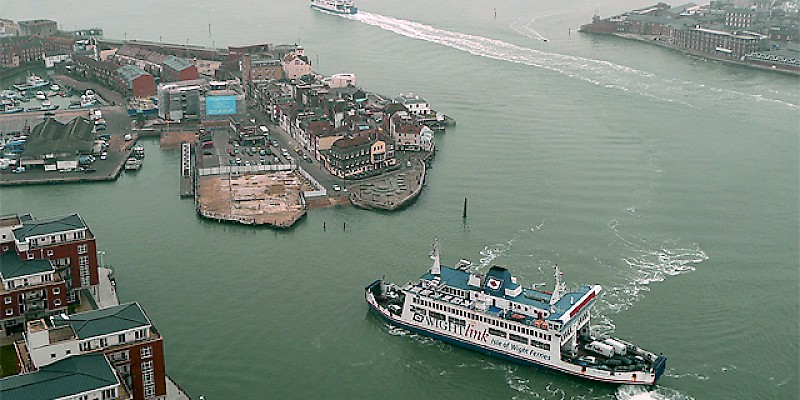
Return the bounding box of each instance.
[1,0,798,399]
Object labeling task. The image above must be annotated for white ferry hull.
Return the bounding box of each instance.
[366,280,664,385]
[310,0,357,14]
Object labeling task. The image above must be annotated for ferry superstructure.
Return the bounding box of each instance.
[365,241,667,385]
[310,0,357,15]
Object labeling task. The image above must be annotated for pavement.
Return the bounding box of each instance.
[94,267,120,309]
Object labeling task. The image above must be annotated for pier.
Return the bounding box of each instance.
[179,142,193,197]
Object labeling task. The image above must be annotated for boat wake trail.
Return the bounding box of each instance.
[344,12,799,111]
[616,385,696,400]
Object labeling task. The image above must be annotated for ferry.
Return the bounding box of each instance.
[13,74,50,91]
[365,240,667,385]
[310,0,357,15]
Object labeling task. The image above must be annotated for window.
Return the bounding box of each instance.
[102,388,117,399]
[4,309,11,316]
[140,346,152,358]
[3,297,10,305]
[488,328,506,338]
[77,244,88,254]
[119,333,126,343]
[99,337,108,347]
[509,334,528,344]
[80,341,91,351]
[66,349,71,355]
[47,249,54,256]
[144,384,156,397]
[54,299,61,306]
[27,252,34,260]
[53,287,60,295]
[51,353,56,359]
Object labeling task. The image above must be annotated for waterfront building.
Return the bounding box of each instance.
[19,117,95,171]
[161,55,199,82]
[321,134,396,179]
[674,26,768,58]
[324,73,357,89]
[395,93,431,117]
[114,44,168,77]
[18,19,58,37]
[0,353,124,400]
[157,81,203,121]
[282,47,312,80]
[118,65,157,98]
[241,54,283,85]
[0,19,19,37]
[0,35,45,67]
[0,253,68,334]
[44,51,71,68]
[12,213,99,303]
[389,111,434,152]
[19,302,167,399]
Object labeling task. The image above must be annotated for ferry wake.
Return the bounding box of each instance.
[365,240,667,385]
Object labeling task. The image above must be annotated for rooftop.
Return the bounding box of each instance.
[0,253,54,280]
[52,302,151,340]
[0,353,118,400]
[163,55,195,72]
[20,117,95,160]
[12,214,87,242]
[117,65,150,85]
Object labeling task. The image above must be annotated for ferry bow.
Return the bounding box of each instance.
[365,240,667,385]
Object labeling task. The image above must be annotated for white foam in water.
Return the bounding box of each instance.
[616,385,696,400]
[341,12,799,111]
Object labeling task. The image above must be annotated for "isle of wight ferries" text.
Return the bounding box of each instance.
[412,312,551,361]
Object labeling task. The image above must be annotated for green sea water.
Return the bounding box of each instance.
[1,1,798,399]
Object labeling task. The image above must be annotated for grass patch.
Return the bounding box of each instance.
[0,344,20,377]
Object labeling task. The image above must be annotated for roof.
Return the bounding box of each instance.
[117,65,150,86]
[420,265,597,321]
[331,135,370,150]
[21,117,95,159]
[163,55,194,72]
[0,253,53,280]
[52,302,151,340]
[12,214,87,242]
[0,353,118,400]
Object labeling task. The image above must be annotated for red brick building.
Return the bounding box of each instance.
[0,254,68,334]
[161,55,199,82]
[118,65,157,98]
[21,302,168,399]
[12,213,99,303]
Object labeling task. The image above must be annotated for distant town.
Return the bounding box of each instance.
[0,17,455,229]
[0,16,458,400]
[580,0,800,75]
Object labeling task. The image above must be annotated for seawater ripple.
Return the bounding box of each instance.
[342,11,799,111]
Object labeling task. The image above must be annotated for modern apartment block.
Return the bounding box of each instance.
[18,302,167,400]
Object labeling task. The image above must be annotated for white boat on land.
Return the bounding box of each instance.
[365,239,668,385]
[13,74,50,91]
[35,91,47,100]
[310,0,357,15]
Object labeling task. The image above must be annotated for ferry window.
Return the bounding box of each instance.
[429,311,446,320]
[449,317,465,326]
[488,328,506,338]
[509,334,527,344]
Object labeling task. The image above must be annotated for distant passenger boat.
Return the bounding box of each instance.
[310,0,357,15]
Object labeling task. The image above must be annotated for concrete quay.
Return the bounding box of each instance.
[348,156,427,211]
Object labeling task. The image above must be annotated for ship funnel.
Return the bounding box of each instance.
[430,237,441,275]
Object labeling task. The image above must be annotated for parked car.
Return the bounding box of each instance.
[332,184,341,191]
